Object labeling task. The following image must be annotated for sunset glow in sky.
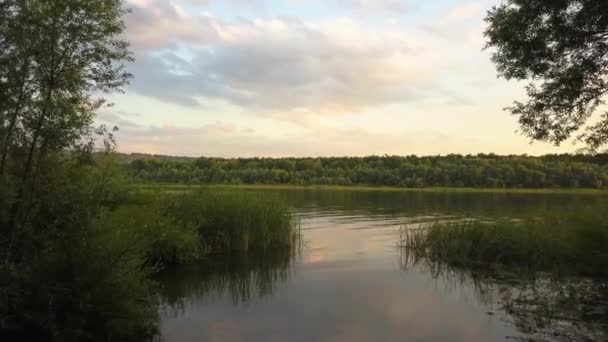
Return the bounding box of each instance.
[100,0,578,157]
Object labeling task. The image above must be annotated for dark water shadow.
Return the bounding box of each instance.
[400,248,608,341]
[155,245,300,319]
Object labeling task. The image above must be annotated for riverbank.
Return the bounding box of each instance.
[135,183,608,195]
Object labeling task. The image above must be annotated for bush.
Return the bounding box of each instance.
[0,155,159,342]
[1,155,297,341]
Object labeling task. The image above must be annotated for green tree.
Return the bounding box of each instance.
[484,0,608,151]
[1,0,132,264]
[0,1,159,340]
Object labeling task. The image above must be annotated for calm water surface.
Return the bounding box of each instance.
[157,190,608,342]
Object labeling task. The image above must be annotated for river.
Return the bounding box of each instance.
[156,189,608,342]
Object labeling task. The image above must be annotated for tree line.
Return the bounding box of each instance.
[126,154,608,189]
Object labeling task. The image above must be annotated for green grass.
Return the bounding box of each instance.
[136,183,608,195]
[165,191,296,254]
[105,190,297,268]
[401,212,608,277]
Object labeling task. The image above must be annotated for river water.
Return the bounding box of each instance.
[156,189,608,342]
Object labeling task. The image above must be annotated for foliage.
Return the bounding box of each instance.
[126,153,608,189]
[0,0,132,183]
[0,1,159,340]
[0,155,297,339]
[484,0,608,151]
[98,200,201,270]
[0,156,159,341]
[0,0,133,262]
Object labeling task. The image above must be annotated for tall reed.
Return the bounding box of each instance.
[112,190,297,268]
[401,211,608,277]
[164,191,296,255]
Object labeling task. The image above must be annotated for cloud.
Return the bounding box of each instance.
[442,2,485,22]
[333,0,412,13]
[99,110,237,137]
[124,2,435,117]
[169,0,414,13]
[420,0,490,41]
[97,110,140,128]
[99,109,475,157]
[110,0,571,158]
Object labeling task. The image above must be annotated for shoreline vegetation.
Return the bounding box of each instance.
[136,183,608,195]
[3,156,298,341]
[401,214,608,340]
[401,214,608,278]
[123,154,608,189]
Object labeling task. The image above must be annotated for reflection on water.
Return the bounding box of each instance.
[401,247,608,341]
[157,247,298,313]
[157,189,608,342]
[498,277,608,341]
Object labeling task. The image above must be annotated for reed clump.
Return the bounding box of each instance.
[401,212,608,277]
[164,191,296,255]
[108,190,297,268]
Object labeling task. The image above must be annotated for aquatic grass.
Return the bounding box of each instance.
[102,190,297,268]
[164,191,296,255]
[400,212,608,340]
[401,212,608,277]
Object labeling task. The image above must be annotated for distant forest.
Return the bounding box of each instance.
[123,154,608,189]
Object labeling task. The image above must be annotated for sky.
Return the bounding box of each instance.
[98,0,578,157]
